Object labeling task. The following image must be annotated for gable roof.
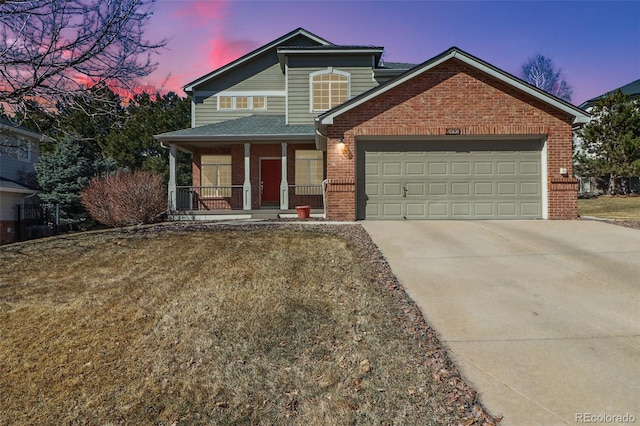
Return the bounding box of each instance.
[316,46,590,126]
[183,28,333,94]
[580,78,640,109]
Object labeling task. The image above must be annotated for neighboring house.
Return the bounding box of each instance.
[575,78,640,194]
[0,119,53,244]
[155,28,589,221]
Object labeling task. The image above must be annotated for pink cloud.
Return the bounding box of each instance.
[207,37,257,69]
[170,0,229,27]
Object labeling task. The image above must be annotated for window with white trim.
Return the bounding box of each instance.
[217,96,267,111]
[295,150,323,195]
[311,70,349,112]
[201,155,232,197]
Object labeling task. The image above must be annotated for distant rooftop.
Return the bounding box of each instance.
[580,78,640,108]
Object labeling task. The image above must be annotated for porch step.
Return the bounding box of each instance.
[251,211,281,220]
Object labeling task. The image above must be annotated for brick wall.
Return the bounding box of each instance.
[192,142,319,210]
[0,220,17,245]
[325,58,578,221]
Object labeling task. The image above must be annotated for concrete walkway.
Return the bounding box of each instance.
[362,220,640,425]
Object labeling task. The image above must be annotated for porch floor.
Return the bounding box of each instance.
[168,208,325,221]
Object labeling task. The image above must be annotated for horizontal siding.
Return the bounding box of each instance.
[288,66,379,125]
[194,96,286,127]
[0,143,38,181]
[0,192,24,220]
[197,59,284,93]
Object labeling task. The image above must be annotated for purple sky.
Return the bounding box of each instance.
[143,0,640,106]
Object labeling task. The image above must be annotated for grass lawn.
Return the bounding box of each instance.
[578,195,640,220]
[0,224,491,425]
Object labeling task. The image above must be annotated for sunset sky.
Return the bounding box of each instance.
[142,0,639,106]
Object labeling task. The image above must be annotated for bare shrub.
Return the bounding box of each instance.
[82,170,166,226]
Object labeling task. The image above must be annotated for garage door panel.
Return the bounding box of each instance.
[521,182,540,195]
[406,162,426,175]
[406,203,426,216]
[475,182,493,195]
[452,162,471,175]
[429,203,448,216]
[497,182,517,195]
[497,162,517,175]
[364,142,542,220]
[475,162,493,174]
[406,182,425,196]
[451,182,471,195]
[521,202,541,216]
[497,203,517,216]
[452,203,471,216]
[383,162,402,175]
[429,162,447,174]
[382,183,402,196]
[474,203,494,216]
[382,203,402,217]
[366,183,379,196]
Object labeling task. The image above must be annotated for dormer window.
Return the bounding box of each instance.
[310,69,350,112]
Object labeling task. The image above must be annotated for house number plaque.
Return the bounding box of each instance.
[445,128,461,135]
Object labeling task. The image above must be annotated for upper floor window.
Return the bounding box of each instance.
[218,95,267,111]
[310,69,349,112]
[0,136,31,162]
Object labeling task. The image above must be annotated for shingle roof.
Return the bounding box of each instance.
[154,115,315,140]
[0,177,39,193]
[379,61,417,70]
[580,78,640,108]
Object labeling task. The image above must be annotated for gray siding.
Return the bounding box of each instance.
[287,65,378,125]
[0,140,39,181]
[193,53,286,126]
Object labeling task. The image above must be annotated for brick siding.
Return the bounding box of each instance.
[192,142,320,210]
[325,58,578,221]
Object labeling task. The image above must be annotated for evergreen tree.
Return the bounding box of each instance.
[575,90,640,194]
[35,138,116,227]
[103,92,192,185]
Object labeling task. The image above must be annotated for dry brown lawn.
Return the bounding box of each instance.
[579,195,640,220]
[0,224,492,425]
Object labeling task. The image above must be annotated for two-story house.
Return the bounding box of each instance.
[155,28,589,221]
[0,119,54,244]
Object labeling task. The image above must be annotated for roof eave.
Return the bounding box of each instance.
[319,48,591,126]
[154,134,315,142]
[0,122,54,143]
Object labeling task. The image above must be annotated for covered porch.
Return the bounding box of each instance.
[154,116,326,220]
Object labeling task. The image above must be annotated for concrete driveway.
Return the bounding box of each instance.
[362,220,640,425]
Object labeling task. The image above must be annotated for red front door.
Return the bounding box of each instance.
[261,159,281,205]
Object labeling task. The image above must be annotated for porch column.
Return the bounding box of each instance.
[168,143,177,211]
[243,143,251,210]
[280,142,289,209]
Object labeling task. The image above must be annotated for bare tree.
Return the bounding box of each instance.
[520,54,573,102]
[0,0,165,122]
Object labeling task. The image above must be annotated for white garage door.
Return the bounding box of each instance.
[360,140,543,220]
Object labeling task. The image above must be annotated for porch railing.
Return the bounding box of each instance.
[288,184,324,209]
[176,186,244,211]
